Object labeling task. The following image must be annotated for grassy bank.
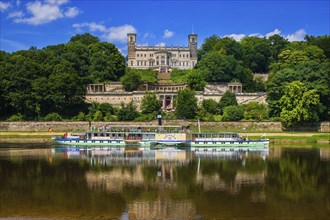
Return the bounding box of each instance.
[0,130,329,144]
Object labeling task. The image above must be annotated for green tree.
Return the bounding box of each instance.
[202,99,219,115]
[279,81,320,127]
[212,37,243,60]
[44,112,62,121]
[222,105,244,121]
[117,102,139,121]
[93,110,103,121]
[198,35,220,59]
[47,62,86,116]
[244,102,269,121]
[196,52,241,82]
[218,91,238,113]
[88,42,125,82]
[186,69,206,91]
[241,36,272,73]
[175,89,198,119]
[69,33,100,45]
[195,51,256,91]
[141,92,161,114]
[121,68,142,92]
[305,35,330,59]
[267,61,329,120]
[267,34,289,62]
[271,44,326,71]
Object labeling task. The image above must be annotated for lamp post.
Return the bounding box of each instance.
[242,128,247,140]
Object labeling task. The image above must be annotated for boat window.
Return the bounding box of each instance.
[232,134,237,138]
[94,133,98,137]
[219,134,224,138]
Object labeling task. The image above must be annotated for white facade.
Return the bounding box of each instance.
[127,33,198,73]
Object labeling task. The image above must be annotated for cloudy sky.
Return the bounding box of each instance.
[0,0,329,54]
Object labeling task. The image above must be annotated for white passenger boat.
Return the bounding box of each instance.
[53,125,191,147]
[190,132,269,152]
[53,125,269,152]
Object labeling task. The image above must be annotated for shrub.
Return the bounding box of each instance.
[222,105,244,121]
[218,91,238,113]
[117,102,139,121]
[6,113,24,122]
[134,114,155,122]
[244,102,269,121]
[72,112,85,121]
[93,110,103,121]
[202,99,219,114]
[44,113,62,121]
[104,113,118,121]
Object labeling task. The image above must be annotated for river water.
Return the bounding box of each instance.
[0,144,329,220]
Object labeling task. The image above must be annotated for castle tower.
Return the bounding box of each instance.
[188,34,198,60]
[127,33,136,63]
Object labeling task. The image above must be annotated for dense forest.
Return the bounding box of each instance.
[0,33,329,126]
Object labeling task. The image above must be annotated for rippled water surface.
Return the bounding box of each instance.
[0,144,329,219]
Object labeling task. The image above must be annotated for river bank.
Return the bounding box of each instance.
[0,131,329,145]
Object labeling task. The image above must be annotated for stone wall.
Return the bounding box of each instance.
[1,121,329,132]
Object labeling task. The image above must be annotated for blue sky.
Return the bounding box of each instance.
[1,0,329,54]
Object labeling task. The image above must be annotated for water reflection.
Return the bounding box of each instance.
[0,145,329,219]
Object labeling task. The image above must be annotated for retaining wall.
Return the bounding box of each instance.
[0,121,329,132]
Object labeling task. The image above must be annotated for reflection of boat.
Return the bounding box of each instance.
[53,125,191,147]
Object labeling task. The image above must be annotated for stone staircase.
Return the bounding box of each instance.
[157,72,173,83]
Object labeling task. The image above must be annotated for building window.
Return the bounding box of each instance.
[137,54,139,57]
[131,61,133,66]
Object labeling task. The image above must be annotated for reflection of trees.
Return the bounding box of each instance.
[0,159,125,218]
[141,166,158,184]
[266,149,327,201]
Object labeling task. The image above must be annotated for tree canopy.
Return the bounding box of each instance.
[0,33,125,119]
[279,81,320,127]
[175,89,198,119]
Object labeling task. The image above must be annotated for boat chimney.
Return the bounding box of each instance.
[157,111,162,126]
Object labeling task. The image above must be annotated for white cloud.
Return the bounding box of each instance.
[64,7,79,18]
[286,29,306,42]
[143,32,155,39]
[163,29,174,38]
[265,28,281,38]
[13,0,80,25]
[103,25,137,43]
[223,34,246,41]
[224,28,306,42]
[7,11,24,19]
[156,42,166,47]
[0,1,11,11]
[73,22,107,32]
[46,0,69,5]
[73,22,137,43]
[248,33,264,38]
